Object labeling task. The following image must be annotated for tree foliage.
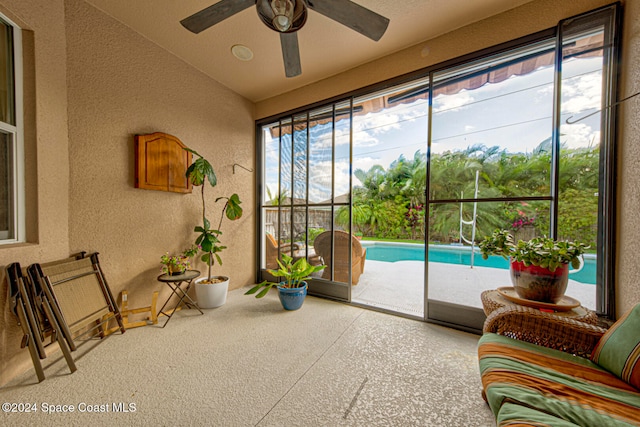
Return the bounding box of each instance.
[349,143,599,247]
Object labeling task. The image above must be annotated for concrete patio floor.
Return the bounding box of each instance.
[352,259,597,317]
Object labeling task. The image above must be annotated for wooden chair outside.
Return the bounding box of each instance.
[265,233,300,270]
[313,231,366,285]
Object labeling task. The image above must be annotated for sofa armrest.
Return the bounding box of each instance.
[483,305,608,358]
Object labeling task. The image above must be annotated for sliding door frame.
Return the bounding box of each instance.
[255,4,620,329]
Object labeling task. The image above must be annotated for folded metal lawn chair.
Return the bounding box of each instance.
[6,263,77,382]
[28,252,126,352]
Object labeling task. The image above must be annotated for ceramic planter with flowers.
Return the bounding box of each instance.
[479,229,588,303]
[160,245,199,275]
[184,148,243,308]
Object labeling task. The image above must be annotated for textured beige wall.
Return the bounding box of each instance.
[0,0,71,386]
[0,0,255,386]
[616,0,640,315]
[65,0,255,303]
[256,0,640,315]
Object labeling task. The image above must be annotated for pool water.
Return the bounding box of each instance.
[363,242,596,285]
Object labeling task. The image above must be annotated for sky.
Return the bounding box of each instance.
[262,54,603,204]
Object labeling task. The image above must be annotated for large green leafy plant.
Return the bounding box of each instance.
[479,229,588,272]
[245,254,325,298]
[185,148,243,282]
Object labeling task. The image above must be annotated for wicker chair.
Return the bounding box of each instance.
[483,304,608,358]
[313,231,366,285]
[265,233,300,270]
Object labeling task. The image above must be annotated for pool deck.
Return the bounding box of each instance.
[352,259,597,317]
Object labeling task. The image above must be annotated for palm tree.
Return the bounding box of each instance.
[266,186,289,206]
[402,150,427,208]
[354,165,386,201]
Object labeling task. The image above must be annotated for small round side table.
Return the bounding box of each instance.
[157,269,203,327]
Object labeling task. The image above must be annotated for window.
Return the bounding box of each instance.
[0,14,23,243]
[257,4,620,325]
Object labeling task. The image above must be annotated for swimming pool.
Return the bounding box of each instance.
[361,241,596,285]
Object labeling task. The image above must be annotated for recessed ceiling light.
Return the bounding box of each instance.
[231,44,254,61]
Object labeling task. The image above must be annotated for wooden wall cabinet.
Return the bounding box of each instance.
[134,132,192,193]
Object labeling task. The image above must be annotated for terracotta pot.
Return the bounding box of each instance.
[165,256,189,275]
[510,260,568,303]
[167,264,186,275]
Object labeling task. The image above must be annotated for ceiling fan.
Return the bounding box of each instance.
[180,0,390,78]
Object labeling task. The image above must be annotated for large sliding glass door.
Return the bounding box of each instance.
[349,80,430,316]
[260,102,357,301]
[426,6,618,329]
[257,4,620,330]
[557,8,619,316]
[260,79,432,313]
[426,40,557,328]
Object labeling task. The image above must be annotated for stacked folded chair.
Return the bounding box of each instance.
[6,252,125,382]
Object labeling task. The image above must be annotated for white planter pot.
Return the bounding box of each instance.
[195,276,229,308]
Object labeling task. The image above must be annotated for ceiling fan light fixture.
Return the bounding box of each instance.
[256,0,307,33]
[270,0,294,32]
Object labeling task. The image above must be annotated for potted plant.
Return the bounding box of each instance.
[160,245,199,275]
[245,253,325,310]
[185,148,243,308]
[479,229,588,303]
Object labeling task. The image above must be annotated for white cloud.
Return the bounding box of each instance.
[561,72,602,114]
[560,123,600,149]
[433,90,475,113]
[309,131,333,150]
[307,159,351,203]
[353,111,401,136]
[353,130,381,148]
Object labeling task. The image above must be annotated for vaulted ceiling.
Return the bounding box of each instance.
[85,0,535,102]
